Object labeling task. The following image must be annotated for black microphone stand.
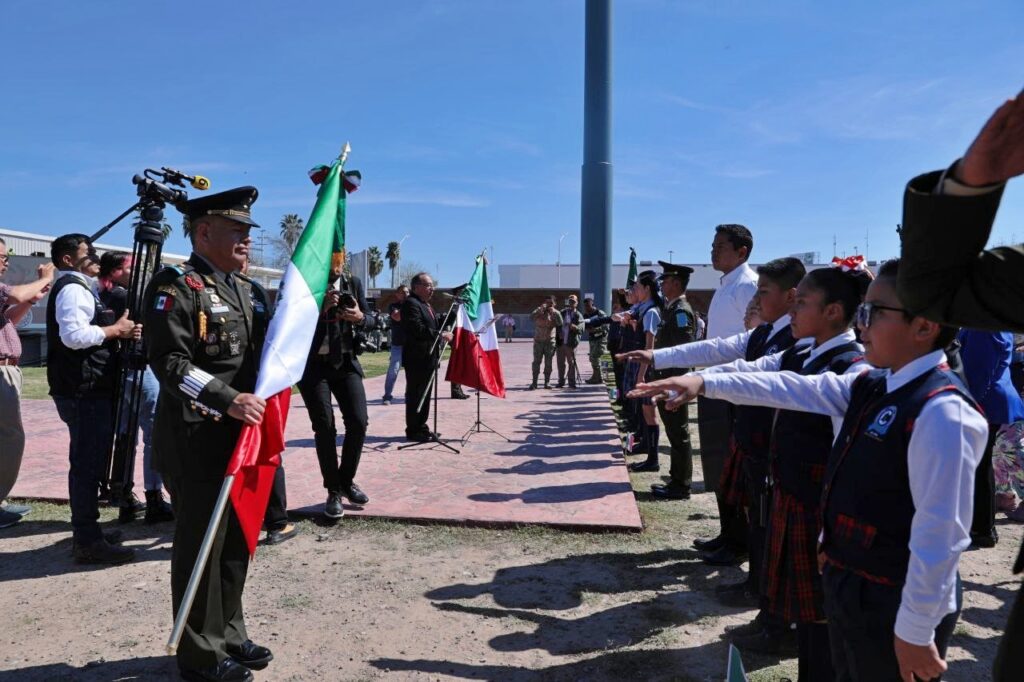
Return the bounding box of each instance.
[398,296,462,454]
[461,319,511,445]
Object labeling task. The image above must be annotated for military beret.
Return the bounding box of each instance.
[657,261,694,281]
[180,186,260,228]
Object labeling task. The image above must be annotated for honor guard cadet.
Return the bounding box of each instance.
[649,262,697,500]
[145,186,273,682]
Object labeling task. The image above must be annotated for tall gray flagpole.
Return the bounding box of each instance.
[579,0,612,312]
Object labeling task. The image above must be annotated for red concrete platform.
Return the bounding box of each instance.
[12,341,642,531]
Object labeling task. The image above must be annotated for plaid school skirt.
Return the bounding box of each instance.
[761,488,825,623]
[719,441,747,507]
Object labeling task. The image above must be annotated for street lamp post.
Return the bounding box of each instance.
[557,232,568,288]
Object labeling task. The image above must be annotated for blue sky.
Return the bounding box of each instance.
[1,1,1022,285]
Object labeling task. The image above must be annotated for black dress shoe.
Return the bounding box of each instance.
[73,537,135,565]
[227,639,274,671]
[970,531,998,549]
[527,383,537,390]
[650,482,690,499]
[264,523,297,546]
[180,658,254,681]
[701,545,748,566]
[692,534,726,552]
[144,490,175,524]
[628,460,659,472]
[324,493,345,520]
[406,431,433,443]
[341,483,369,505]
[451,390,470,400]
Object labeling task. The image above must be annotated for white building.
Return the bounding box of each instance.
[0,227,283,290]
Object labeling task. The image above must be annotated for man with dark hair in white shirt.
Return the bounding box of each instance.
[696,224,758,556]
[46,233,141,564]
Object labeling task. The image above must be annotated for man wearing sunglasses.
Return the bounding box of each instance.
[47,233,141,564]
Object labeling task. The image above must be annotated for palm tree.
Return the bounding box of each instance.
[385,240,401,287]
[367,246,384,288]
[279,214,305,254]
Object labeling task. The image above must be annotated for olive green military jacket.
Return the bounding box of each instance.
[145,255,270,479]
[899,169,1024,332]
[651,296,696,379]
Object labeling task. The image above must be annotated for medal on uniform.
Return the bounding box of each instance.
[209,293,221,304]
[198,310,207,339]
[228,331,241,356]
[206,345,220,356]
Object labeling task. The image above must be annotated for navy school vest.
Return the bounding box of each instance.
[820,365,978,584]
[770,341,863,506]
[732,323,797,460]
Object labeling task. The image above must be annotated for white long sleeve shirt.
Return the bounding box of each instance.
[53,271,106,350]
[706,262,757,339]
[700,350,987,646]
[697,329,865,437]
[652,315,795,370]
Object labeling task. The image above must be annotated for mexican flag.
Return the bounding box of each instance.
[444,256,506,398]
[227,155,354,555]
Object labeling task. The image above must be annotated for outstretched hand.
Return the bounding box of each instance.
[957,93,1024,186]
[615,349,653,364]
[628,375,705,410]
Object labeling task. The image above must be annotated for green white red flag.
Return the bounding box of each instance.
[444,256,506,398]
[228,155,355,554]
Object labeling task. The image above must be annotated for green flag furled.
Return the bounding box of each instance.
[626,247,638,287]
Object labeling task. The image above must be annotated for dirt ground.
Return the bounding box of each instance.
[1,404,1018,682]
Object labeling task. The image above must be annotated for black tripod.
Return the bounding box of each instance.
[461,324,511,445]
[94,168,204,510]
[398,297,461,454]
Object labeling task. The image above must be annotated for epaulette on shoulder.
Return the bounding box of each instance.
[151,262,195,286]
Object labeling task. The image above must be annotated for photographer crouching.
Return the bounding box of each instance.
[297,251,373,521]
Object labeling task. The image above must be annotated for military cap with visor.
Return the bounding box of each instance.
[180,186,260,229]
[657,261,694,286]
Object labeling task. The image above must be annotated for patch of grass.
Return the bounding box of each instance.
[20,367,49,400]
[278,593,313,610]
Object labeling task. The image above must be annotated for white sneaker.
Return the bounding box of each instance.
[382,399,392,406]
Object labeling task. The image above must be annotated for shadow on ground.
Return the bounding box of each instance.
[370,547,782,680]
[0,655,177,681]
[0,519,172,583]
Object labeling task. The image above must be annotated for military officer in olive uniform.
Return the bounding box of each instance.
[145,187,272,682]
[649,262,697,500]
[582,295,608,384]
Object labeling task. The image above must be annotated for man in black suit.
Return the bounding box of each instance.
[296,254,372,521]
[402,272,452,441]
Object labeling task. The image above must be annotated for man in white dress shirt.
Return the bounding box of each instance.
[696,224,758,553]
[46,234,140,565]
